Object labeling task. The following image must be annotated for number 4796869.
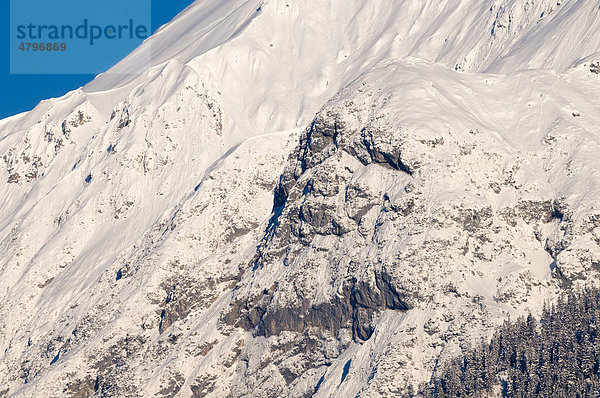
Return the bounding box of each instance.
[18,43,67,52]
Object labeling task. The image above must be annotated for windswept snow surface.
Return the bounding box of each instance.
[1,0,600,397]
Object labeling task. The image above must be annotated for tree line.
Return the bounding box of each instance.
[420,287,600,397]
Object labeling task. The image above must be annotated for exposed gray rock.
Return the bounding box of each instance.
[229,270,410,342]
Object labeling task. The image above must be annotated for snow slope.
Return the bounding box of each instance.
[0,0,599,397]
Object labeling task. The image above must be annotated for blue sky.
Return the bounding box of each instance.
[0,0,195,119]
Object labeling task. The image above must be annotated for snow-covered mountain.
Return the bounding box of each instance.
[1,0,600,396]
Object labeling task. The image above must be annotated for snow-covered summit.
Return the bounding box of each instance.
[1,0,600,396]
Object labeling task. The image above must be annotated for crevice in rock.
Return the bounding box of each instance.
[359,128,413,175]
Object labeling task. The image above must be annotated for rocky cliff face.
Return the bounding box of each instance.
[1,0,600,397]
[218,60,600,396]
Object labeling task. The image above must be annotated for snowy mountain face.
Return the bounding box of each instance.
[1,0,600,396]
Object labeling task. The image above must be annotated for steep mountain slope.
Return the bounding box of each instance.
[224,59,600,397]
[1,0,600,397]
